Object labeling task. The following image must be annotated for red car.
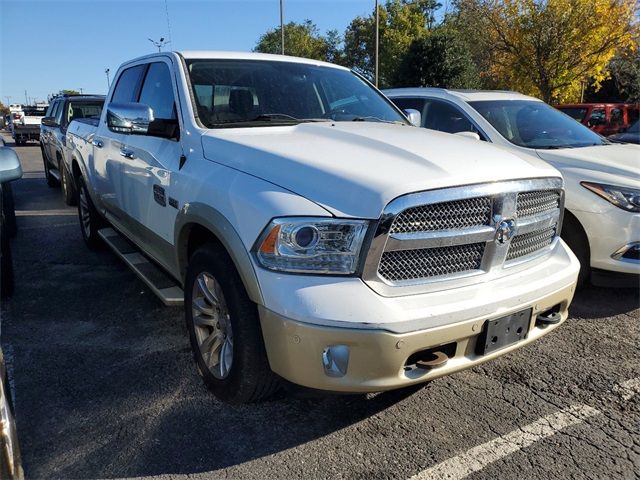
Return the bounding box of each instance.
[556,103,640,137]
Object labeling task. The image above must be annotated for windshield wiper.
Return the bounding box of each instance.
[250,113,331,123]
[351,116,404,124]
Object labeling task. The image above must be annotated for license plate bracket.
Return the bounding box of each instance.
[476,308,532,355]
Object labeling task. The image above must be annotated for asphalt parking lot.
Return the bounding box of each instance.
[1,131,639,480]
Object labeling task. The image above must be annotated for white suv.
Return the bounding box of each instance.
[385,88,640,286]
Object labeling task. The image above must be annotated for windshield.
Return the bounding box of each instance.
[470,100,606,149]
[186,59,407,128]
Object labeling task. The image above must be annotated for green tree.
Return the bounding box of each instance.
[392,27,479,88]
[343,0,428,87]
[60,89,80,96]
[405,0,443,29]
[454,0,639,102]
[608,46,640,103]
[0,102,8,117]
[254,20,342,63]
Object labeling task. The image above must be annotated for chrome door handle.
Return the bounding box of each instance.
[92,139,104,148]
[119,149,134,159]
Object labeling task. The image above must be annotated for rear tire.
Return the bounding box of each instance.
[77,176,104,250]
[561,211,590,287]
[185,244,280,403]
[60,162,76,206]
[41,148,58,188]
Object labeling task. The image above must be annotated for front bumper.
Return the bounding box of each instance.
[259,282,575,392]
[256,240,579,392]
[574,207,640,275]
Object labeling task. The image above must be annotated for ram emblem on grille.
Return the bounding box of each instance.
[495,219,516,245]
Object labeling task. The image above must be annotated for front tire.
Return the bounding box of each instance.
[77,176,104,250]
[561,212,590,287]
[185,244,280,403]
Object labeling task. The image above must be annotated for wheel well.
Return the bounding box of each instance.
[179,223,227,281]
[71,159,82,188]
[562,209,590,259]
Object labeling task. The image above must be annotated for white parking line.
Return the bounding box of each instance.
[409,404,600,480]
[613,377,640,401]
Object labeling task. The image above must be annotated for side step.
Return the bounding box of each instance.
[98,228,184,306]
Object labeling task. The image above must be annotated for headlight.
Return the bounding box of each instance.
[581,182,640,213]
[255,218,369,274]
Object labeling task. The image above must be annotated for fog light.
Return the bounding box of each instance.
[322,345,350,378]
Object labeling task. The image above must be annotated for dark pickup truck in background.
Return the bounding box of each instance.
[40,94,105,204]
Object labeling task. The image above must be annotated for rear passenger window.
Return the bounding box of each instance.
[610,108,623,126]
[138,62,177,120]
[628,108,639,124]
[111,65,146,103]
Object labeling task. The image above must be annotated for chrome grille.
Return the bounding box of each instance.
[390,197,492,234]
[516,190,560,218]
[379,244,485,282]
[365,178,564,296]
[507,226,556,261]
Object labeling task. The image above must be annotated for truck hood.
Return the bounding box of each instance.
[201,122,560,218]
[535,143,640,187]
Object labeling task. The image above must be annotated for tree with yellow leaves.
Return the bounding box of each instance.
[454,0,639,102]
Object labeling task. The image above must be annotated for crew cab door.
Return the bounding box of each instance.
[110,59,182,258]
[93,64,146,216]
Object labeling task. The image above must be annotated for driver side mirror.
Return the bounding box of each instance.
[41,116,59,127]
[106,102,153,135]
[0,147,23,183]
[403,109,422,127]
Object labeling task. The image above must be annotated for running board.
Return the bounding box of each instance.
[98,228,184,306]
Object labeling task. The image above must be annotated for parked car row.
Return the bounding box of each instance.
[4,51,635,406]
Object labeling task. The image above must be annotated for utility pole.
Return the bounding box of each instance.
[4,96,11,106]
[79,88,84,94]
[280,0,285,54]
[24,90,28,105]
[375,0,379,88]
[105,68,111,89]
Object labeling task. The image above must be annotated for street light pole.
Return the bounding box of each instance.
[280,0,285,54]
[105,68,111,89]
[375,0,379,88]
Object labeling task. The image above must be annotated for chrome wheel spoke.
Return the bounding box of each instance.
[192,298,216,318]
[192,271,234,379]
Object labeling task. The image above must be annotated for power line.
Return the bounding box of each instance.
[164,0,173,47]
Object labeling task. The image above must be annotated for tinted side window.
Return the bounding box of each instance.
[138,62,176,120]
[588,108,606,125]
[610,108,623,126]
[111,65,146,103]
[54,100,65,124]
[390,97,428,125]
[45,102,56,117]
[628,108,640,124]
[424,100,475,134]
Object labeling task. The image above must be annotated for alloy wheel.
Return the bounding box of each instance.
[191,272,234,379]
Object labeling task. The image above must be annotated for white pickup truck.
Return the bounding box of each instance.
[66,51,579,403]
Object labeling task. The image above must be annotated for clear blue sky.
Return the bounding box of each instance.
[0,0,381,105]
